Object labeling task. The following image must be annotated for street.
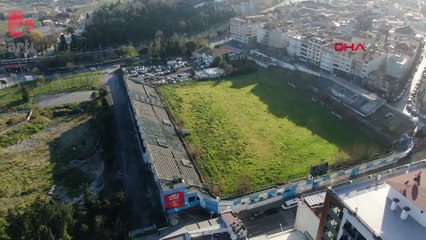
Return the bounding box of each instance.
[236,201,297,238]
[393,42,426,114]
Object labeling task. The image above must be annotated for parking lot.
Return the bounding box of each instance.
[236,200,298,238]
[122,57,214,85]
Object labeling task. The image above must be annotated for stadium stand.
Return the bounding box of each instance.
[124,76,203,189]
[316,77,386,117]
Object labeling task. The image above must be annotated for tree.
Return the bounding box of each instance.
[119,45,138,58]
[36,75,46,86]
[70,34,78,51]
[149,39,162,59]
[185,41,197,55]
[58,34,67,51]
[21,86,30,102]
[211,56,222,67]
[67,27,75,34]
[99,86,108,98]
[30,30,44,44]
[5,198,75,240]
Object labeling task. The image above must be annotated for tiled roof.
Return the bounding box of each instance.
[386,169,426,212]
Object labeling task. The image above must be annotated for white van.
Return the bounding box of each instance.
[281,197,300,210]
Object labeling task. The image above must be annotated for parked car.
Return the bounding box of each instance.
[282,197,300,210]
[249,211,265,221]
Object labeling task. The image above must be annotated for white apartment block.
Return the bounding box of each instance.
[288,34,386,79]
[257,25,287,49]
[288,35,329,67]
[230,15,265,44]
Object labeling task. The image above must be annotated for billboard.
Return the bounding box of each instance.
[164,192,185,209]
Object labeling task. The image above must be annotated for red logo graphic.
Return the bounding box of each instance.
[334,43,365,52]
[164,192,185,209]
[8,11,34,37]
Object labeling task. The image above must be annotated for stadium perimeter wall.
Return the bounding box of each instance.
[195,137,413,214]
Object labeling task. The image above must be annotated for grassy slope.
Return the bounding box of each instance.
[0,72,100,112]
[160,70,382,196]
[0,101,102,237]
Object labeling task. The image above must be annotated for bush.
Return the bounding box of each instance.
[36,75,46,86]
[21,86,30,103]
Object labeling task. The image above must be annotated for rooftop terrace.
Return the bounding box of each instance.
[333,162,426,240]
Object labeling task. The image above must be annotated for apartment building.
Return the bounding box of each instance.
[230,15,265,44]
[257,24,288,49]
[288,35,330,67]
[294,165,426,240]
[385,55,409,79]
[404,12,426,32]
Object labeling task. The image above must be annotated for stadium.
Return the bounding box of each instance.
[122,69,414,218]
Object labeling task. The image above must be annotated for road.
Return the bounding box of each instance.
[106,72,166,230]
[236,201,297,238]
[393,42,426,115]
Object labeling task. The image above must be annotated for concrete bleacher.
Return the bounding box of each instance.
[366,105,416,138]
[317,77,386,117]
[125,77,203,188]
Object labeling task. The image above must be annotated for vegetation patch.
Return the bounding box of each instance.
[160,70,383,196]
[0,72,101,113]
[0,99,113,238]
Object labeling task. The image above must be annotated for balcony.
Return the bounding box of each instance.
[328,209,343,222]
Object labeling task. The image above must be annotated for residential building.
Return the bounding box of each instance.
[288,35,330,67]
[385,55,409,79]
[404,13,426,32]
[257,24,288,49]
[317,168,426,240]
[230,15,265,44]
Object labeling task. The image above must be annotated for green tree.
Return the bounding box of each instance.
[59,34,67,51]
[185,41,197,55]
[119,45,138,58]
[211,56,222,67]
[70,34,78,51]
[36,75,46,86]
[67,27,75,34]
[5,198,75,240]
[21,86,30,102]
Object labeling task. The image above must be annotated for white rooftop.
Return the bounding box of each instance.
[336,183,426,240]
[250,229,305,240]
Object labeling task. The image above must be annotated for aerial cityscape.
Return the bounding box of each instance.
[1,0,426,239]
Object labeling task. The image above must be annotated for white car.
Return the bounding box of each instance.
[282,197,300,210]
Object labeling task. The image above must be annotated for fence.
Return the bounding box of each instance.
[212,137,413,213]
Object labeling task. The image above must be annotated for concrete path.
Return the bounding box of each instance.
[36,91,95,107]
